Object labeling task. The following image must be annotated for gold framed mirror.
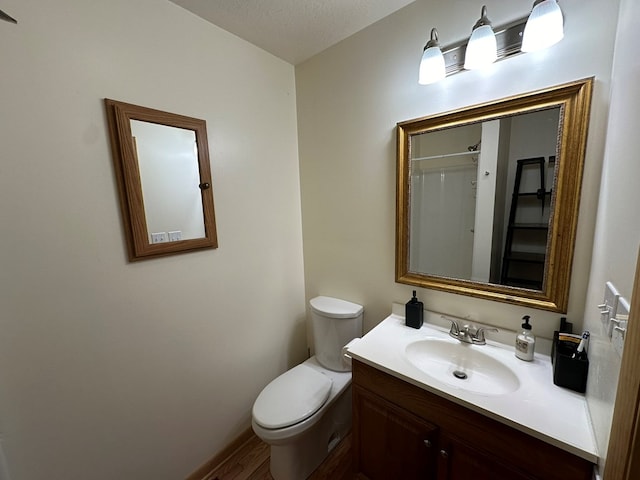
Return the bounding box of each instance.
[105,99,218,261]
[396,78,593,312]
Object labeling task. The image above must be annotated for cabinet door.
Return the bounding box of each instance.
[354,387,438,480]
[437,433,537,480]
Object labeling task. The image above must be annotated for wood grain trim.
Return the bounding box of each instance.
[104,98,218,261]
[603,247,640,479]
[185,427,254,480]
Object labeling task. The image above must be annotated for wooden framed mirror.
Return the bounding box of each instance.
[105,99,218,261]
[396,78,593,312]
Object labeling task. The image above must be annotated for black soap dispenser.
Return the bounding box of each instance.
[405,290,424,329]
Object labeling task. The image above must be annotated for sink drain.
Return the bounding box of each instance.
[453,370,468,380]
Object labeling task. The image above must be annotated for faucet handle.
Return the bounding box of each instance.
[441,316,460,337]
[474,327,499,344]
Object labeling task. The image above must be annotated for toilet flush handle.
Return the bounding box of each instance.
[341,338,361,368]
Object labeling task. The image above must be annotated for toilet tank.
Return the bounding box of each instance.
[309,296,363,372]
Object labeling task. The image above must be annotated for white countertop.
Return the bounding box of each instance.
[347,313,598,463]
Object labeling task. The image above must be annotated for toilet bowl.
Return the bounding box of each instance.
[252,357,352,479]
[251,296,363,480]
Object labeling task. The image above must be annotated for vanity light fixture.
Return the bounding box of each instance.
[418,2,564,84]
[521,0,564,52]
[463,5,497,70]
[418,28,446,85]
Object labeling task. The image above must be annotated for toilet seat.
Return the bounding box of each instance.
[253,364,333,429]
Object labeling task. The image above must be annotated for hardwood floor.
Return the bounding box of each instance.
[202,431,354,480]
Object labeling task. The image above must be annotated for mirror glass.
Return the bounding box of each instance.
[396,79,593,312]
[409,107,559,288]
[130,120,205,240]
[105,99,218,261]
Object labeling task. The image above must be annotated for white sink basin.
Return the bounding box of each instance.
[405,338,520,396]
[346,315,599,462]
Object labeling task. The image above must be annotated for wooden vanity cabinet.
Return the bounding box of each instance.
[355,386,438,480]
[436,432,537,480]
[352,360,594,480]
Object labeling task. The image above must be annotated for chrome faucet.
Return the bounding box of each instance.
[443,316,498,345]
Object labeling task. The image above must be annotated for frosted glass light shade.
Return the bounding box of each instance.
[464,24,497,70]
[419,46,446,85]
[522,0,564,52]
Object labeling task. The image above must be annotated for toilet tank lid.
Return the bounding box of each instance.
[309,296,364,318]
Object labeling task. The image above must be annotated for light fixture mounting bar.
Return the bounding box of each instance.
[442,16,527,76]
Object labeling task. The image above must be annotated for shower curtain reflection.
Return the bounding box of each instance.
[410,157,478,278]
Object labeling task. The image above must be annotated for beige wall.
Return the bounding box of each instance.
[297,0,617,337]
[583,0,640,470]
[0,1,306,479]
[296,0,624,467]
[0,0,637,477]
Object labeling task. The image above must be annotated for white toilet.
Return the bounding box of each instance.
[251,296,364,480]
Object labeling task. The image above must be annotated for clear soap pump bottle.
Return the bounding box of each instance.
[515,315,535,361]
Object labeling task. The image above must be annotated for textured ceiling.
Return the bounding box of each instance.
[169,0,416,65]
